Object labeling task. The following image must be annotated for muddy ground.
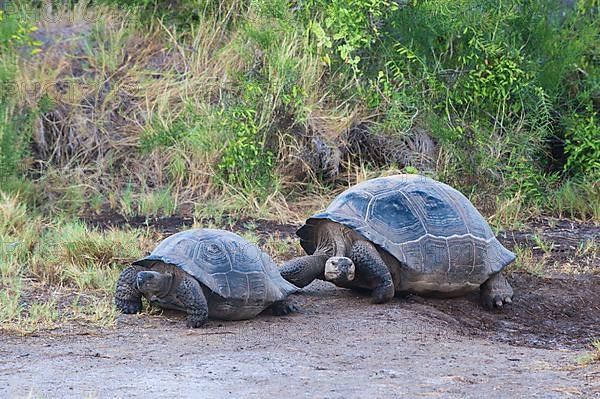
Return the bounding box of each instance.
[1,215,599,398]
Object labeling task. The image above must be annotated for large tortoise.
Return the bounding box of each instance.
[280,174,515,308]
[115,228,299,327]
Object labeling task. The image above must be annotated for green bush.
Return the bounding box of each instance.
[0,8,42,184]
[564,113,600,178]
[304,0,397,72]
[217,105,275,193]
[353,0,599,198]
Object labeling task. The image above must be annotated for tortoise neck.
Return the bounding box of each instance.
[156,272,177,299]
[315,221,352,257]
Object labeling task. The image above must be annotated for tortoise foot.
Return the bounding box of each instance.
[186,313,208,328]
[271,300,301,316]
[115,298,143,314]
[371,282,395,304]
[480,273,513,309]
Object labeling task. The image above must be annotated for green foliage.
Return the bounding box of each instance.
[549,176,600,221]
[0,8,42,185]
[0,193,152,332]
[305,0,397,72]
[0,0,597,222]
[364,0,599,208]
[0,75,37,184]
[138,189,177,216]
[451,31,528,113]
[217,105,275,193]
[0,9,42,53]
[140,102,226,155]
[564,113,600,178]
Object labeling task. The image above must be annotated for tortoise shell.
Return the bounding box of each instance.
[134,229,297,306]
[298,175,515,285]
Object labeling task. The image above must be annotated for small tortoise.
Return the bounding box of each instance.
[115,228,299,327]
[280,174,515,308]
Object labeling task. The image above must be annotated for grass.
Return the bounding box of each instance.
[488,193,531,231]
[577,340,600,366]
[531,234,554,255]
[557,238,599,276]
[0,2,335,221]
[509,235,599,277]
[263,234,304,262]
[1,1,597,225]
[240,229,304,262]
[137,189,178,217]
[577,239,598,258]
[0,192,154,334]
[509,246,548,277]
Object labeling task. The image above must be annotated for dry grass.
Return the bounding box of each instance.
[263,234,304,262]
[11,4,232,211]
[0,192,155,334]
[5,1,420,224]
[488,192,539,230]
[508,245,548,276]
[578,340,600,366]
[0,189,309,334]
[5,2,348,221]
[2,1,598,232]
[556,239,599,276]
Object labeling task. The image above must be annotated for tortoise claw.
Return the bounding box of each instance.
[481,294,513,310]
[186,314,208,328]
[480,274,513,310]
[271,300,301,316]
[115,299,142,314]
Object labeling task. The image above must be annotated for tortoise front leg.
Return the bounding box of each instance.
[115,265,143,314]
[351,241,395,304]
[176,275,209,328]
[280,255,329,288]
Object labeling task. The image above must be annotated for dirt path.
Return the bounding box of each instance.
[1,281,598,398]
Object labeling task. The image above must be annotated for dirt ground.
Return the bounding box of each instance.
[1,215,598,398]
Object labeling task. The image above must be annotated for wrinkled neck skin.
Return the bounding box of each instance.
[314,221,354,258]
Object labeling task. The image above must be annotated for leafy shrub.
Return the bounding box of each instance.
[304,0,397,72]
[0,8,41,184]
[1,0,598,222]
[0,8,42,53]
[217,105,274,193]
[564,113,600,178]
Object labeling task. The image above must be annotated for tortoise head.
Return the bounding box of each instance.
[136,271,174,295]
[324,256,356,284]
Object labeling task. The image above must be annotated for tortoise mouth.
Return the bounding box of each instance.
[324,257,356,282]
[136,271,167,293]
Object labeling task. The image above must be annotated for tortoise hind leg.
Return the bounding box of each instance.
[115,265,143,314]
[351,241,395,304]
[480,273,513,309]
[280,255,329,288]
[270,299,301,316]
[176,275,209,328]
